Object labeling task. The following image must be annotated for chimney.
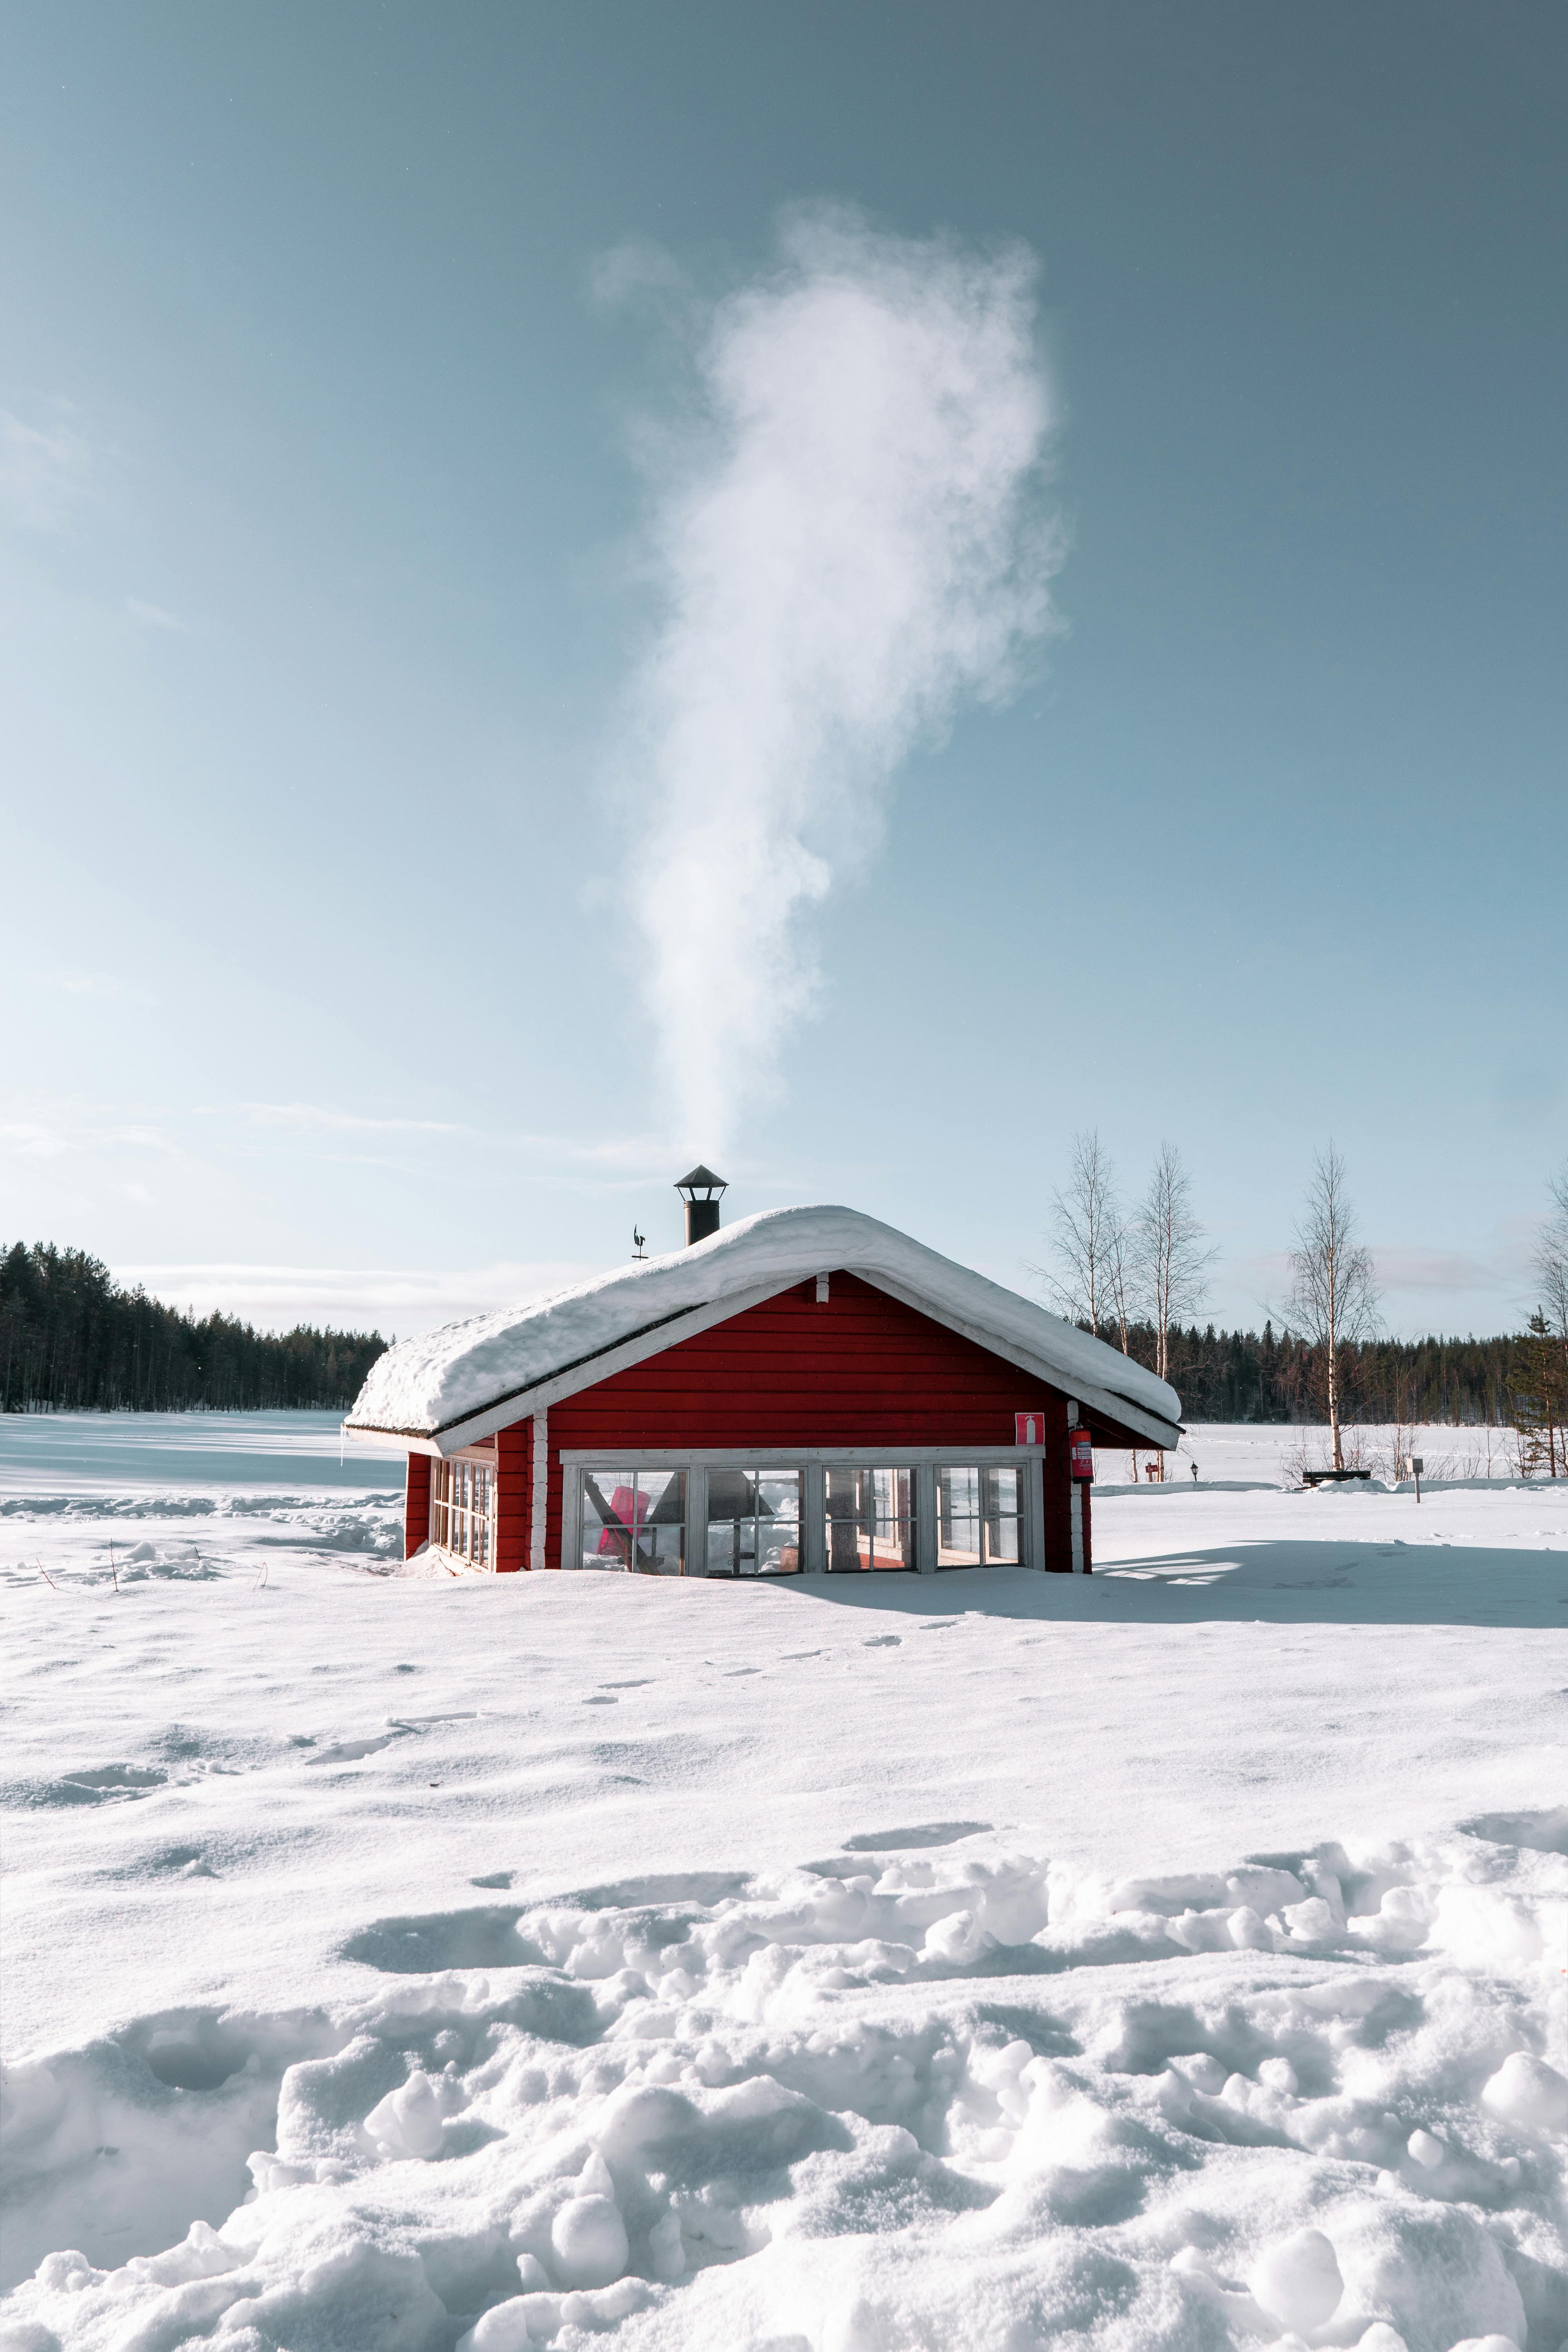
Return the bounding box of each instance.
[674,1164,727,1246]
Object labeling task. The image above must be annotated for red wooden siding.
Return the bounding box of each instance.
[403,1452,431,1561]
[550,1274,1067,1451]
[495,1418,531,1575]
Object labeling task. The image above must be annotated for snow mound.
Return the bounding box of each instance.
[343,1205,1182,1440]
[5,1815,1563,2352]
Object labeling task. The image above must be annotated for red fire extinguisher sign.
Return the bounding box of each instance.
[1068,1427,1093,1480]
[1014,1411,1046,1446]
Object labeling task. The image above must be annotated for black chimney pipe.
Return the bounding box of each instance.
[674,1164,727,1246]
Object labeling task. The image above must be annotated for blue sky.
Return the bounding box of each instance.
[2,1,1563,1343]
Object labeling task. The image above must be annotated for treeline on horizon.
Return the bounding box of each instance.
[0,1243,388,1413]
[1,1236,1532,1427]
[1105,1316,1523,1428]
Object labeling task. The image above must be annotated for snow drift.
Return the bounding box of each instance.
[4,1817,1564,2350]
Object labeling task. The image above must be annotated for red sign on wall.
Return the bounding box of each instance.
[1015,1411,1047,1447]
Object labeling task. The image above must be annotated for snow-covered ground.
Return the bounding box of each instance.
[2,1416,1564,2352]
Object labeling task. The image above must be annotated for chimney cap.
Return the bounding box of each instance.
[673,1164,728,1199]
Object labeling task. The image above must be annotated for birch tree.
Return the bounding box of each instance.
[1282,1142,1381,1472]
[1535,1160,1568,1350]
[1134,1143,1215,1385]
[1042,1131,1124,1336]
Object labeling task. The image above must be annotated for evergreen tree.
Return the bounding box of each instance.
[0,1243,387,1411]
[1507,1310,1565,1478]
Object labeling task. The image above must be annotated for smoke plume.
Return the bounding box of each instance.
[620,208,1060,1149]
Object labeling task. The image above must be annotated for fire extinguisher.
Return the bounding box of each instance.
[1068,1426,1093,1481]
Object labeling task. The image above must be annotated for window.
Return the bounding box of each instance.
[432,1454,495,1568]
[563,1455,1034,1576]
[580,1468,688,1573]
[826,1465,915,1572]
[706,1469,801,1577]
[936,1466,1021,1567]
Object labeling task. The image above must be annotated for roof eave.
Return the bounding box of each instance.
[344,1258,1182,1456]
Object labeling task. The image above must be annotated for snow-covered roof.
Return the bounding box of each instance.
[344,1205,1182,1449]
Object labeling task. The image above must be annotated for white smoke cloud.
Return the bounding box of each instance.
[617,207,1062,1151]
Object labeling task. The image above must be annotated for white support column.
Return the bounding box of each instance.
[804,1463,826,1575]
[1067,1397,1085,1574]
[915,1462,937,1573]
[685,1464,708,1578]
[531,1409,550,1571]
[1025,1453,1045,1570]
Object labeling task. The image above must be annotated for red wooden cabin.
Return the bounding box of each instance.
[343,1184,1181,1580]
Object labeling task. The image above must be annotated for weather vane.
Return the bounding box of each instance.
[632,1227,646,1261]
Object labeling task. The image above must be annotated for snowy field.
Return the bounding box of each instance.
[2,1414,1565,2352]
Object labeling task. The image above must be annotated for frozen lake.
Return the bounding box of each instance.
[0,1408,405,1500]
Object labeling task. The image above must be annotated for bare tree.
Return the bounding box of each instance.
[1103,1212,1133,1354]
[1281,1142,1381,1472]
[1134,1143,1216,1387]
[1535,1159,1568,1349]
[1040,1131,1124,1335]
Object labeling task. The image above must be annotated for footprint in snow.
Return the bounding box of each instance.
[862,1634,901,1647]
[581,1694,618,1705]
[725,1666,762,1676]
[305,1733,405,1765]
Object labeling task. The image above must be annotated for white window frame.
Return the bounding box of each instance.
[430,1444,497,1570]
[559,1447,1046,1576]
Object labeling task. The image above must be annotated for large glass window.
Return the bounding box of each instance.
[826,1466,915,1572]
[432,1455,494,1568]
[936,1466,1022,1567]
[580,1468,688,1573]
[705,1469,801,1576]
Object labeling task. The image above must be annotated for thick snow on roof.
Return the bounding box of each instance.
[345,1204,1182,1439]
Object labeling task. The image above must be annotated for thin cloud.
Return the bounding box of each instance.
[115,1259,604,1336]
[227,1103,469,1137]
[126,598,185,632]
[0,403,90,533]
[1374,1246,1495,1291]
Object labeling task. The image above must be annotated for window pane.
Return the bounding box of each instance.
[936,1466,982,1567]
[581,1469,638,1568]
[706,1469,759,1576]
[634,1470,686,1575]
[755,1471,801,1575]
[826,1466,914,1572]
[983,1466,1021,1564]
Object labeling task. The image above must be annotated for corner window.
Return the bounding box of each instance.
[432,1454,494,1568]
